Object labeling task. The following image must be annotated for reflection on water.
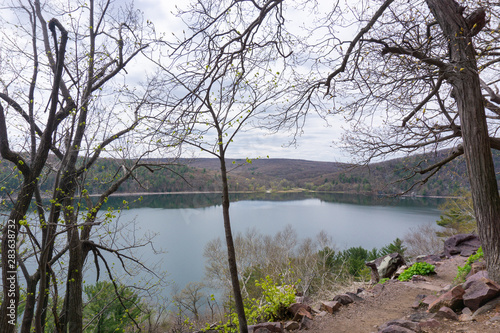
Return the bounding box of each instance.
[103,191,445,210]
[99,192,444,291]
[6,192,445,300]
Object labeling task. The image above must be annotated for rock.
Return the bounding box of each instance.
[472,295,500,318]
[378,319,421,332]
[469,261,487,276]
[345,291,364,302]
[462,307,473,316]
[435,306,459,321]
[367,253,406,280]
[288,303,313,321]
[443,234,481,257]
[378,325,416,333]
[249,322,283,333]
[410,275,427,282]
[463,270,489,289]
[442,284,453,292]
[333,294,354,305]
[412,294,427,309]
[416,254,443,265]
[299,315,313,330]
[284,321,300,331]
[463,277,500,311]
[489,313,500,322]
[315,310,328,317]
[408,312,432,322]
[319,301,341,313]
[428,285,465,312]
[418,318,441,330]
[394,265,408,278]
[421,295,437,308]
[459,313,473,322]
[366,261,380,284]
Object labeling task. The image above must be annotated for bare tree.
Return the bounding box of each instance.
[283,0,500,281]
[147,0,296,331]
[0,0,167,331]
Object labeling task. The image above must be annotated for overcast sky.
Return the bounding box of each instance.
[135,0,352,163]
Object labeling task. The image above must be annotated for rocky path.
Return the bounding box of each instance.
[296,256,500,333]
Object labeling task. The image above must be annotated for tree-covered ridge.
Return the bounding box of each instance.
[2,148,495,201]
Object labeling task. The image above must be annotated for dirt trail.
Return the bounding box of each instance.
[298,256,500,333]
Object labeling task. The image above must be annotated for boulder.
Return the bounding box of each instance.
[283,321,300,331]
[378,319,421,332]
[435,306,459,321]
[248,322,283,333]
[463,270,489,290]
[333,294,354,305]
[319,300,341,313]
[463,277,500,311]
[345,291,364,302]
[416,254,443,265]
[418,319,441,330]
[443,234,481,257]
[472,295,500,318]
[469,261,487,276]
[366,261,380,284]
[428,285,465,312]
[288,303,313,321]
[378,326,416,333]
[299,315,313,330]
[366,253,406,280]
[421,295,438,308]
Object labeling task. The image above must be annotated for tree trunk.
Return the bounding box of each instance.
[218,151,248,333]
[426,0,500,282]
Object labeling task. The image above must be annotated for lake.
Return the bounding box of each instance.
[100,192,444,292]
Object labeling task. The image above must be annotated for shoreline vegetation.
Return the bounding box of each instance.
[97,189,459,199]
[2,151,491,201]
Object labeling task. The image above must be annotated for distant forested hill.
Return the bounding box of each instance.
[2,150,499,197]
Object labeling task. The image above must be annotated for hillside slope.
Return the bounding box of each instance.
[2,149,499,197]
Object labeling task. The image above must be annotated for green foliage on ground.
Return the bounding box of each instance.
[191,228,412,332]
[205,275,297,332]
[398,262,435,281]
[455,247,484,283]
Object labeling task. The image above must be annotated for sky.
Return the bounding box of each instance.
[134,0,353,163]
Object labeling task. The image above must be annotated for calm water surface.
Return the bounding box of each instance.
[105,192,443,290]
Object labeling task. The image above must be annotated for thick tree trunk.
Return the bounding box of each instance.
[426,0,500,282]
[0,185,34,333]
[218,151,248,333]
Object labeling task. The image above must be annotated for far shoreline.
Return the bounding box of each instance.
[98,189,459,200]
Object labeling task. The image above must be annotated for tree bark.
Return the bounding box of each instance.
[218,150,248,333]
[425,0,500,282]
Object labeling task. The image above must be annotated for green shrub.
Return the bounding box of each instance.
[208,275,298,332]
[455,247,483,283]
[379,238,407,257]
[398,262,435,281]
[378,278,390,284]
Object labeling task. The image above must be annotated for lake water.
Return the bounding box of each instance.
[100,192,444,292]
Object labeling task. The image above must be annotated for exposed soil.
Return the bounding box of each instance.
[297,256,500,333]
